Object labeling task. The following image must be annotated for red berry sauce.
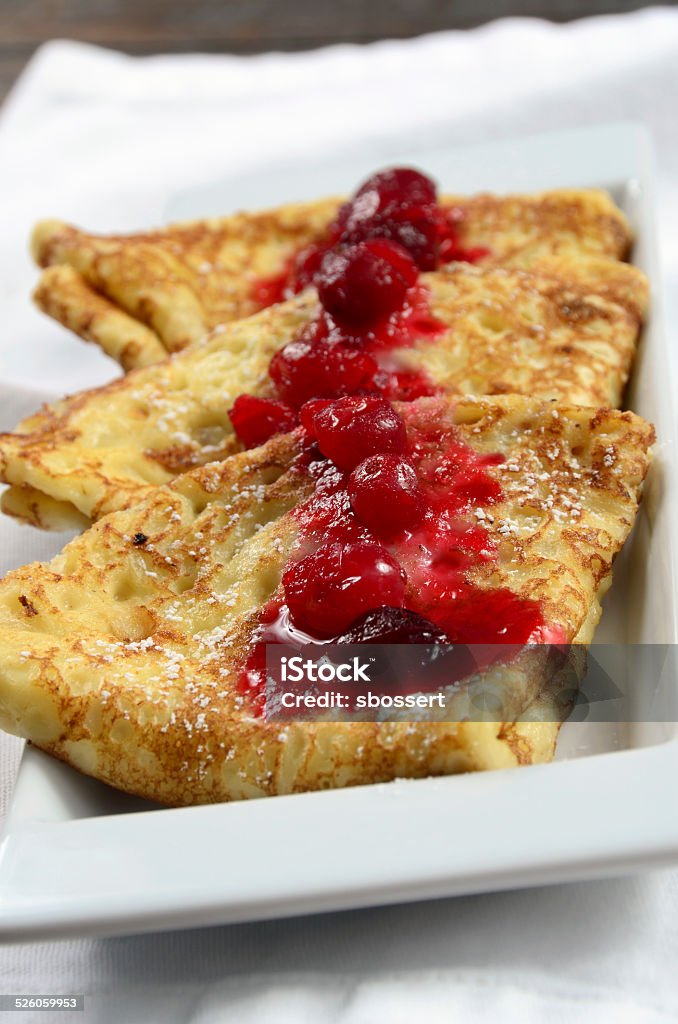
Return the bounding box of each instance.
[349,454,424,534]
[232,172,559,710]
[283,539,407,637]
[233,169,503,449]
[232,238,445,448]
[307,396,407,471]
[268,329,380,409]
[251,169,492,309]
[237,397,566,713]
[228,395,296,450]
[317,240,418,328]
[250,241,332,307]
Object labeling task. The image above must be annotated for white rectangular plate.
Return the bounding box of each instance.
[1,122,677,941]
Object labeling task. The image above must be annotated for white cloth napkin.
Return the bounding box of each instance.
[2,8,678,1021]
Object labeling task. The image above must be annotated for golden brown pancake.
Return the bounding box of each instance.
[0,395,653,805]
[0,257,647,531]
[32,189,631,369]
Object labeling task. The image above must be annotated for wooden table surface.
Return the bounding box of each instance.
[0,0,673,101]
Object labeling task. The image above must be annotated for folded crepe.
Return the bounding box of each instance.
[0,395,654,805]
[32,189,631,370]
[0,256,647,531]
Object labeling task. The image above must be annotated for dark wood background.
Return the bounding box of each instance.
[0,0,673,101]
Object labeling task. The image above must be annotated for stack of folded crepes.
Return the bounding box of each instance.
[0,170,654,804]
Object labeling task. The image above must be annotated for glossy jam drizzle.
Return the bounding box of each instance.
[231,168,494,452]
[251,171,491,308]
[238,397,563,713]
